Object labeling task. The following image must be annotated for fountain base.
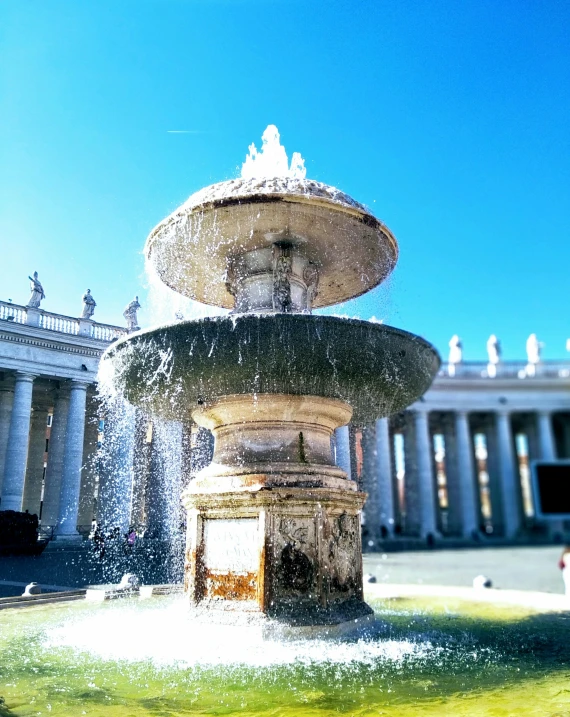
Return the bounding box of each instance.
[181,393,372,626]
[182,485,372,626]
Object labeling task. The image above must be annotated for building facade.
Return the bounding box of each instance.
[1,297,569,545]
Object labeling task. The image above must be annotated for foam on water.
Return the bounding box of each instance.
[42,598,438,669]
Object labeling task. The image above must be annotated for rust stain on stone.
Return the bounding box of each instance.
[205,571,257,601]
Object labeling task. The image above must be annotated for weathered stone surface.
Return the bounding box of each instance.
[145,177,398,310]
[104,314,440,424]
[182,486,372,626]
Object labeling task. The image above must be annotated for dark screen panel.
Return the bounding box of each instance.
[536,464,570,515]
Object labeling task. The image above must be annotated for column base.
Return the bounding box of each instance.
[52,532,83,542]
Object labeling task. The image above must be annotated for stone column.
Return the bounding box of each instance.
[146,419,183,540]
[403,414,420,535]
[55,381,89,537]
[455,411,479,538]
[537,411,556,460]
[442,416,462,536]
[484,416,505,536]
[21,406,49,516]
[76,394,100,534]
[375,417,395,537]
[0,378,15,498]
[413,408,439,538]
[1,372,36,511]
[129,411,152,529]
[96,397,135,531]
[496,410,522,538]
[360,424,379,548]
[536,410,563,537]
[41,386,71,528]
[335,425,352,477]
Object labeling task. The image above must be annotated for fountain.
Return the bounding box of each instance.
[103,125,439,629]
[1,128,569,716]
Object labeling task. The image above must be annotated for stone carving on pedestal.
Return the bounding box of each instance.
[123,297,141,332]
[325,512,361,597]
[272,245,293,313]
[223,260,238,299]
[303,263,320,312]
[277,519,314,594]
[27,272,45,308]
[81,290,96,319]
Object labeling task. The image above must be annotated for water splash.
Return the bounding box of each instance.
[241,125,306,179]
[43,597,439,669]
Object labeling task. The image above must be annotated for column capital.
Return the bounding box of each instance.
[454,409,470,420]
[537,409,552,418]
[14,372,37,383]
[70,379,90,390]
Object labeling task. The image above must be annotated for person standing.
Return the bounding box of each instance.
[558,546,570,595]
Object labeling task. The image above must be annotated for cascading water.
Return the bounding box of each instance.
[1,127,566,716]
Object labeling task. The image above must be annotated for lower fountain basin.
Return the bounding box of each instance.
[2,590,568,716]
[103,314,440,423]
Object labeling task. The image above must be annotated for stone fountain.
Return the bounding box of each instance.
[104,131,440,629]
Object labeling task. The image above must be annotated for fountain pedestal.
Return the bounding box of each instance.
[182,394,372,625]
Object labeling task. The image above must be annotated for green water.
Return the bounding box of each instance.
[1,595,569,716]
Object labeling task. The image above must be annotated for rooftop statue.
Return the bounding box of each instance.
[123,296,141,332]
[448,335,463,364]
[26,272,45,308]
[526,333,542,365]
[486,334,501,365]
[81,289,97,319]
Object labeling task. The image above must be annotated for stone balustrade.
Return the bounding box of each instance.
[439,360,570,380]
[0,302,27,325]
[0,300,126,342]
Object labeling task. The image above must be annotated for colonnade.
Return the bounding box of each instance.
[357,407,570,546]
[0,371,96,538]
[1,366,569,545]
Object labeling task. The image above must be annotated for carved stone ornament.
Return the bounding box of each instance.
[223,259,238,298]
[278,518,313,593]
[272,245,292,312]
[303,263,320,311]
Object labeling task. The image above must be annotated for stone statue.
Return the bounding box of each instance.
[526,333,542,364]
[486,335,501,365]
[81,289,96,319]
[27,272,45,308]
[123,296,141,332]
[272,246,292,313]
[448,335,463,364]
[303,263,320,312]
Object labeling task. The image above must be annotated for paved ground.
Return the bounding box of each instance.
[0,544,566,598]
[363,545,567,594]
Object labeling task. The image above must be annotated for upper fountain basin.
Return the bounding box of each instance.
[145,177,398,310]
[103,314,440,423]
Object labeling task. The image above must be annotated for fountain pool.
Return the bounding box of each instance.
[1,591,569,716]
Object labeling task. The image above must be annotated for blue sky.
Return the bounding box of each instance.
[1,0,569,361]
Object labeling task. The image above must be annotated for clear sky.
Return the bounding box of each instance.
[1,0,569,361]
